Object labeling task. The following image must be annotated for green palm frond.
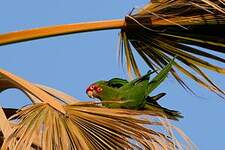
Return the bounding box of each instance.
[120,0,225,97]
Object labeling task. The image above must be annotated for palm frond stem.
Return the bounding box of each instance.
[0,19,125,46]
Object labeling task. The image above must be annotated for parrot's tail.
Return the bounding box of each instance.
[144,103,183,120]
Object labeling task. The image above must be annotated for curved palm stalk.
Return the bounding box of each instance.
[0,77,79,104]
[0,69,65,113]
[0,19,124,46]
[120,0,225,97]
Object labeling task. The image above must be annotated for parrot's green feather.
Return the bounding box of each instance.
[147,58,175,95]
[88,58,182,120]
[106,78,128,88]
[119,70,156,91]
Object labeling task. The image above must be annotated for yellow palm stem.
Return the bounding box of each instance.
[0,19,125,46]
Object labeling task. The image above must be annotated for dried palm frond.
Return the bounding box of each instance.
[1,103,195,150]
[120,0,225,97]
[0,69,194,149]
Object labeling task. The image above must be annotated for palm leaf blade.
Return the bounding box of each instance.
[1,103,194,150]
[121,0,225,97]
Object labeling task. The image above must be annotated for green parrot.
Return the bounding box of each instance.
[86,59,183,120]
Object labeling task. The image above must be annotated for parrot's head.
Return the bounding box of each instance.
[86,81,106,99]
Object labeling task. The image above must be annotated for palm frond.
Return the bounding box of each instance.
[0,69,194,149]
[121,0,225,97]
[1,103,195,150]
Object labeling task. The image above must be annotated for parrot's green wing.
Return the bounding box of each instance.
[146,58,175,95]
[130,70,156,86]
[119,70,156,91]
[106,78,128,88]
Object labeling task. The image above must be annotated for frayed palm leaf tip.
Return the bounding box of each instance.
[1,103,195,150]
[120,0,225,98]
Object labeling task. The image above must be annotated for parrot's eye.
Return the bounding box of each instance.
[96,87,102,93]
[89,85,95,90]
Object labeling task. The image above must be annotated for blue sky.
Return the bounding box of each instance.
[0,0,225,149]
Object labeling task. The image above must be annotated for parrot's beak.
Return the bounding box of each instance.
[87,90,94,98]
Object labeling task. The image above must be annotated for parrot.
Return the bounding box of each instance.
[86,59,183,120]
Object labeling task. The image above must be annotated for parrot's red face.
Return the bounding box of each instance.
[86,84,103,98]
